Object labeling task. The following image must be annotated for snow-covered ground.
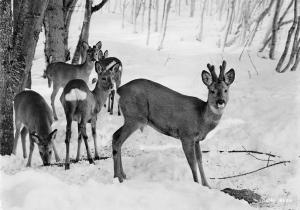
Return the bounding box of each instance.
[1,3,300,210]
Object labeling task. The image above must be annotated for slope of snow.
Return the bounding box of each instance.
[1,3,300,210]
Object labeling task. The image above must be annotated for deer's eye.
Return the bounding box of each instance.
[224,89,228,93]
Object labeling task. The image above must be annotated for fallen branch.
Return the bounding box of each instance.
[202,150,279,158]
[210,160,291,180]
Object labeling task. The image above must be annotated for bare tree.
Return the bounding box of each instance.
[276,0,299,73]
[190,0,195,17]
[0,0,49,155]
[196,0,207,41]
[222,0,236,51]
[269,0,282,59]
[146,0,152,45]
[154,0,159,32]
[72,0,108,64]
[158,0,172,50]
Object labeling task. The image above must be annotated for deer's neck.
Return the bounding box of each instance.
[92,84,110,113]
[203,102,222,126]
[82,58,94,72]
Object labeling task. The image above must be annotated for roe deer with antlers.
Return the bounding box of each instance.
[13,90,60,167]
[112,61,235,187]
[44,41,102,120]
[60,60,117,170]
[97,50,123,115]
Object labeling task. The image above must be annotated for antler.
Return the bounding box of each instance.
[207,64,218,81]
[219,60,226,80]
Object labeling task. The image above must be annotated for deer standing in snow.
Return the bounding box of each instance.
[13,90,60,167]
[43,41,102,120]
[97,50,123,115]
[112,61,235,188]
[60,59,117,170]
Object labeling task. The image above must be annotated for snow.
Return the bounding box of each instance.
[1,1,300,210]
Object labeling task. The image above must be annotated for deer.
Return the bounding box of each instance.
[43,41,102,121]
[13,90,60,167]
[60,59,117,170]
[112,61,235,188]
[97,50,123,115]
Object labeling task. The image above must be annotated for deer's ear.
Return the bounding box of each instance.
[202,70,213,86]
[98,50,104,60]
[82,41,89,50]
[224,69,235,85]
[112,64,120,73]
[104,50,108,58]
[95,62,103,74]
[95,41,102,50]
[30,132,40,144]
[49,129,57,141]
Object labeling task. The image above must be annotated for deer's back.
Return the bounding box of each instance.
[47,62,92,86]
[14,91,53,134]
[118,79,206,138]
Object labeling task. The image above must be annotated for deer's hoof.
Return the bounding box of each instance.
[121,172,127,179]
[94,155,100,160]
[26,163,31,167]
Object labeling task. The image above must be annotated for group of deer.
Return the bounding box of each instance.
[12,39,235,188]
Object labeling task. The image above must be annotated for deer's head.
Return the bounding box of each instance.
[202,61,235,115]
[95,61,116,91]
[31,129,57,166]
[83,41,102,62]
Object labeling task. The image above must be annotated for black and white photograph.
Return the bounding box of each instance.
[0,0,299,209]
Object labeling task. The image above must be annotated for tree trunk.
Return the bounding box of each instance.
[146,0,152,45]
[196,0,207,41]
[0,0,48,155]
[160,0,167,31]
[154,0,159,32]
[122,0,127,29]
[44,0,66,65]
[158,0,172,50]
[0,0,14,155]
[72,0,108,64]
[222,0,236,50]
[141,0,146,31]
[269,0,282,59]
[190,0,195,17]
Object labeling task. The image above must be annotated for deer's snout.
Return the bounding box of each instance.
[216,99,226,108]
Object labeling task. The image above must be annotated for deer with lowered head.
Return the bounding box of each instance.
[60,59,117,170]
[43,41,102,120]
[13,90,60,167]
[112,61,235,188]
[97,49,123,115]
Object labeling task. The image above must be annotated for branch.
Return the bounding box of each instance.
[92,0,109,14]
[202,150,279,158]
[210,161,291,180]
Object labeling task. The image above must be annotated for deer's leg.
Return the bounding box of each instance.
[116,81,121,116]
[110,90,115,115]
[195,142,210,188]
[75,123,82,162]
[112,122,140,182]
[108,92,111,113]
[20,127,28,158]
[26,135,35,167]
[181,139,198,183]
[52,142,60,162]
[51,85,60,121]
[79,122,94,164]
[65,119,72,170]
[13,122,21,155]
[91,120,100,160]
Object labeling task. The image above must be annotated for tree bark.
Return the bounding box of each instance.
[44,0,66,65]
[269,0,282,59]
[0,0,48,155]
